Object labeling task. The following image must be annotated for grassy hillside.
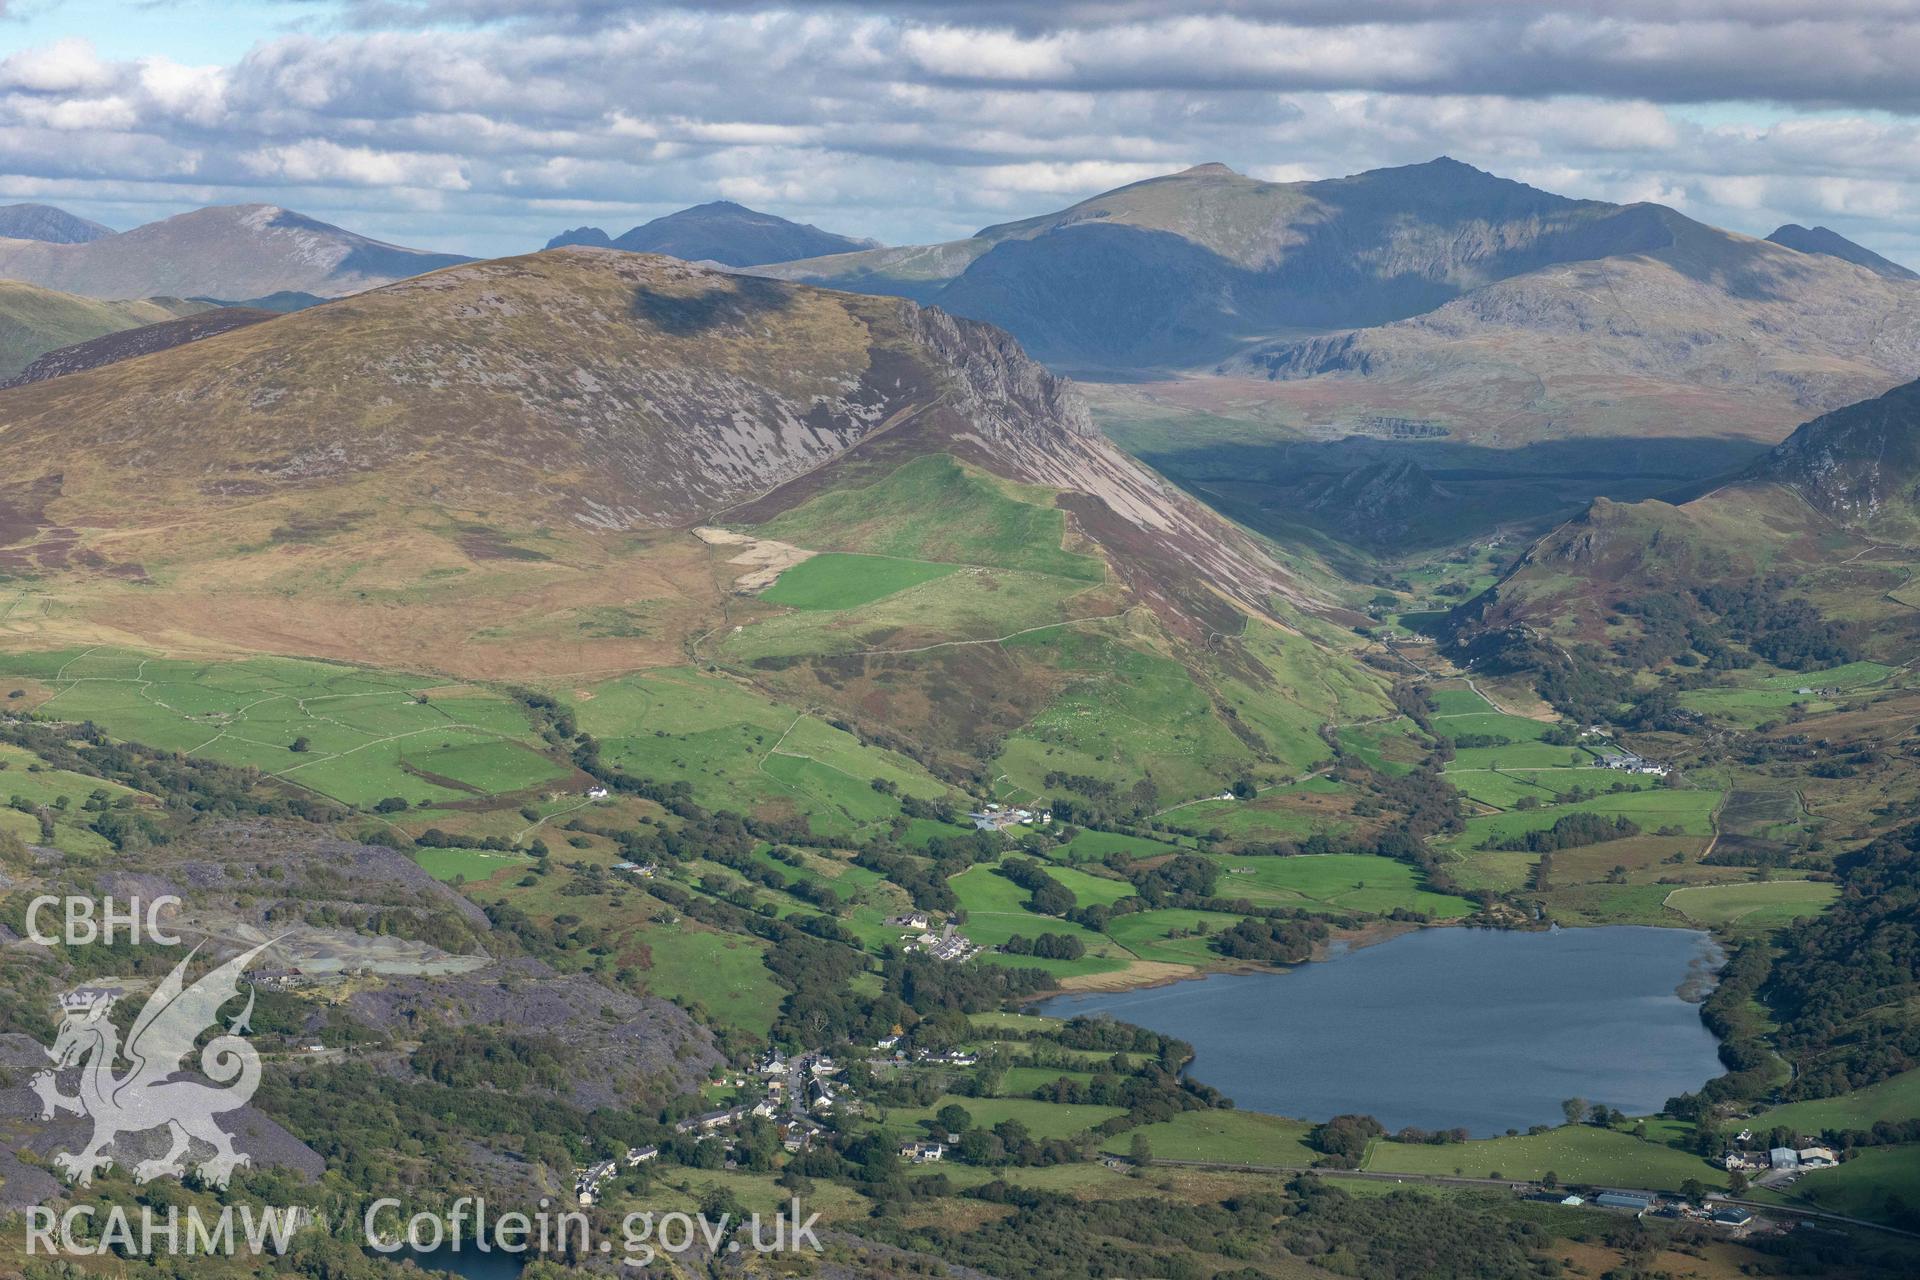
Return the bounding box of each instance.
[0,280,204,377]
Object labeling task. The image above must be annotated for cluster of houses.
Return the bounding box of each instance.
[574,1144,659,1206]
[885,913,980,962]
[1600,751,1670,777]
[905,924,982,963]
[1717,1129,1839,1182]
[899,1140,946,1163]
[967,803,1052,832]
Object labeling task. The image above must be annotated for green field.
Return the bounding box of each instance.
[1663,879,1838,926]
[1208,853,1473,917]
[0,648,564,810]
[1757,1145,1920,1224]
[575,666,946,835]
[411,846,530,883]
[1099,1108,1316,1165]
[754,454,1106,583]
[1051,829,1188,862]
[1361,1124,1725,1190]
[760,552,960,610]
[1103,908,1252,966]
[634,925,783,1037]
[948,860,1114,956]
[885,1095,1125,1141]
[1450,787,1721,849]
[995,628,1269,804]
[0,740,148,856]
[1448,768,1630,809]
[1751,1070,1920,1134]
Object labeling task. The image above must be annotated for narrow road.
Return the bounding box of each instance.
[1143,1161,1920,1239]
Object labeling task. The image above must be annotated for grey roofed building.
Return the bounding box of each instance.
[1592,1191,1655,1211]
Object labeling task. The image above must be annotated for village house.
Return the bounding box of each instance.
[674,1105,747,1135]
[899,1140,946,1163]
[886,913,930,932]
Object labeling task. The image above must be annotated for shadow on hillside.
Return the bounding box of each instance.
[1127,432,1771,567]
[630,276,791,336]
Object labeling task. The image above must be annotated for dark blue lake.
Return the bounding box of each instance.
[1037,925,1725,1136]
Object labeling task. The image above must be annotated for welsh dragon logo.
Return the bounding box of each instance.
[32,939,275,1188]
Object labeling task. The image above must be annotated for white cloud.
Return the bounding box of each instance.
[0,4,1907,268]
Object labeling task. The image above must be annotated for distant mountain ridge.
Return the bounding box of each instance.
[0,204,470,300]
[1766,224,1917,281]
[543,201,876,266]
[754,160,1920,446]
[0,203,114,245]
[758,158,1687,368]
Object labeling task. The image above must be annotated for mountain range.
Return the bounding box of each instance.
[0,202,114,245]
[0,204,470,300]
[543,200,877,266]
[755,158,1920,446]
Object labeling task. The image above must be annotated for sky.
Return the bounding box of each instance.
[1,0,1917,266]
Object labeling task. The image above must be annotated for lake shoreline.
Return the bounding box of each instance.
[1031,924,1728,1137]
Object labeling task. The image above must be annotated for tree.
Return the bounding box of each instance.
[290,735,312,753]
[1728,1169,1749,1195]
[1129,1132,1154,1167]
[1561,1097,1588,1127]
[1679,1177,1707,1205]
[936,1104,974,1136]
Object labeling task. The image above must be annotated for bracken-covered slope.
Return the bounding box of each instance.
[0,248,1309,672]
[0,204,471,300]
[0,280,210,380]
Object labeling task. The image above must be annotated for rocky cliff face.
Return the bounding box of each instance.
[1758,376,1920,529]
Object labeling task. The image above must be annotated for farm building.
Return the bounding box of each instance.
[1770,1147,1801,1170]
[1592,1191,1655,1212]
